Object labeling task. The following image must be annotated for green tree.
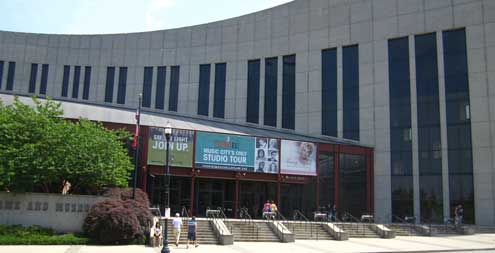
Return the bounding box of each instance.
[0,97,133,193]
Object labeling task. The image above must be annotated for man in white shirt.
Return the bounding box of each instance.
[172,213,183,247]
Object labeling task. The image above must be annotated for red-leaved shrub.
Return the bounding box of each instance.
[123,199,153,236]
[101,187,150,207]
[83,199,144,244]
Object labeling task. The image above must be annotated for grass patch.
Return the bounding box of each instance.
[0,225,90,245]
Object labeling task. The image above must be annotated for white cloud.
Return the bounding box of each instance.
[145,0,176,31]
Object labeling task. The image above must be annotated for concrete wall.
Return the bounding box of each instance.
[0,192,108,232]
[0,0,494,225]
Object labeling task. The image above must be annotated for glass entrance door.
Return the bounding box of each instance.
[239,181,276,219]
[195,178,235,217]
[151,176,191,216]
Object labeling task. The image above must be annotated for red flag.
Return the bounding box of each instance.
[132,108,140,149]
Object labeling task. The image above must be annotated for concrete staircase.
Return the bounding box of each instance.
[387,223,425,236]
[283,222,334,240]
[336,223,381,238]
[165,218,219,245]
[230,220,280,242]
[476,226,495,233]
[429,224,461,235]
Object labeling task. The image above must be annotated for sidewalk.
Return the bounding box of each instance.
[1,234,495,253]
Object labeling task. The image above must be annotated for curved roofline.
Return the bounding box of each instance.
[0,1,293,36]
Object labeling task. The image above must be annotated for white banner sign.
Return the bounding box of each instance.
[280,140,316,176]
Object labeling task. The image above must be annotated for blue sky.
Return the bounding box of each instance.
[0,0,292,35]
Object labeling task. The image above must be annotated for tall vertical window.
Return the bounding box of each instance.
[264,57,278,127]
[72,66,81,99]
[155,66,166,109]
[28,63,38,93]
[169,66,180,112]
[318,153,335,208]
[415,33,443,223]
[117,67,127,104]
[39,64,49,95]
[282,55,295,130]
[343,45,359,140]
[246,59,260,123]
[0,61,4,89]
[82,66,91,100]
[104,67,115,103]
[322,48,338,136]
[443,28,474,223]
[61,65,70,97]
[6,61,16,91]
[213,63,226,118]
[388,37,414,219]
[339,154,367,217]
[142,66,153,108]
[198,64,211,116]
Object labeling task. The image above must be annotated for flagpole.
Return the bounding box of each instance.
[132,93,142,200]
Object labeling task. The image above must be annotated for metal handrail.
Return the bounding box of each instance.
[181,206,190,218]
[342,211,365,238]
[270,210,291,242]
[275,210,295,232]
[293,209,319,239]
[391,214,417,236]
[238,207,260,240]
[217,207,233,234]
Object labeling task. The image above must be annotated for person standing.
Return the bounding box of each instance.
[333,204,337,221]
[458,204,464,225]
[270,201,278,220]
[187,216,199,248]
[172,213,183,247]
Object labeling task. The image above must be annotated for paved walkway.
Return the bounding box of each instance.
[1,234,495,253]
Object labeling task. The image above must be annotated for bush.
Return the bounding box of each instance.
[123,199,153,236]
[0,224,89,245]
[83,199,150,244]
[101,187,150,207]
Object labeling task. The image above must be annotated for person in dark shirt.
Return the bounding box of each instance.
[187,216,198,248]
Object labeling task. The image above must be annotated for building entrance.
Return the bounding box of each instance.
[150,175,191,216]
[195,178,235,217]
[238,181,277,219]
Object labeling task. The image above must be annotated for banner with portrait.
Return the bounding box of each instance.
[280,140,317,176]
[254,137,279,174]
[195,132,255,171]
[147,128,194,167]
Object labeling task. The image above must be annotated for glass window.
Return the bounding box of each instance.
[0,61,3,89]
[415,32,443,222]
[82,66,91,100]
[247,59,260,124]
[168,66,180,112]
[155,66,166,109]
[319,153,335,209]
[282,55,295,129]
[6,62,15,91]
[39,64,49,95]
[264,57,278,127]
[443,28,474,223]
[72,66,81,99]
[28,63,38,93]
[142,66,153,107]
[339,154,367,217]
[322,48,337,137]
[61,65,70,97]
[388,37,414,218]
[343,45,359,140]
[198,64,211,116]
[117,67,127,104]
[214,63,226,118]
[104,66,115,103]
